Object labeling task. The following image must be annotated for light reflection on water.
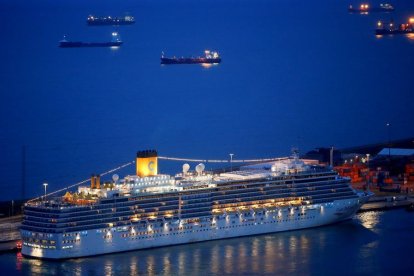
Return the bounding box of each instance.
[406,33,414,41]
[357,211,381,230]
[10,211,414,275]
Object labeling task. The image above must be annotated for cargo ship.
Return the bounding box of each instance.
[20,150,372,259]
[376,18,414,35]
[59,32,122,48]
[87,15,135,26]
[348,3,394,13]
[161,50,221,64]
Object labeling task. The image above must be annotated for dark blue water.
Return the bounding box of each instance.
[1,0,414,201]
[1,210,414,275]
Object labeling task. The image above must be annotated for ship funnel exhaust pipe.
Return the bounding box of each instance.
[91,174,96,189]
[136,150,158,177]
[96,174,101,189]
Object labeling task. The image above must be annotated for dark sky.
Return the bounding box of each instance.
[0,0,413,200]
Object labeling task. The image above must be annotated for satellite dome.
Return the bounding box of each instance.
[195,163,205,174]
[183,163,190,174]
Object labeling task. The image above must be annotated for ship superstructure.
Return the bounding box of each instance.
[21,150,372,259]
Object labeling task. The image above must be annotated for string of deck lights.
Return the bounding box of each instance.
[157,156,288,163]
[28,161,135,202]
[29,154,289,202]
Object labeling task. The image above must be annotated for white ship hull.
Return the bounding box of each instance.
[22,194,370,259]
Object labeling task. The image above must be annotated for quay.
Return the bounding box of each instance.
[0,215,22,253]
[359,195,414,212]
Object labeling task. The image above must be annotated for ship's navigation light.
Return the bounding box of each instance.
[377,21,382,27]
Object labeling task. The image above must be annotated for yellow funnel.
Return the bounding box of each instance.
[136,150,158,177]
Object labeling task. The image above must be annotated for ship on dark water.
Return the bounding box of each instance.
[376,18,414,35]
[161,50,221,65]
[59,32,122,48]
[87,15,135,26]
[348,3,394,13]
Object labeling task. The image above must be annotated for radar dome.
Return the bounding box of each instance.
[112,174,119,182]
[195,163,205,174]
[183,163,190,174]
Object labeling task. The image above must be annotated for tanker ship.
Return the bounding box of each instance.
[376,18,414,35]
[21,150,372,259]
[87,15,135,26]
[59,32,122,48]
[161,50,221,64]
[348,3,394,13]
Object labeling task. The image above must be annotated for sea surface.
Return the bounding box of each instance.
[1,210,414,275]
[0,0,414,199]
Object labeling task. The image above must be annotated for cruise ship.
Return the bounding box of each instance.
[21,150,372,259]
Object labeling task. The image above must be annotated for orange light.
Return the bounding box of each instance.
[409,17,414,24]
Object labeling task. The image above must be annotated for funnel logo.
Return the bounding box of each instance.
[148,161,155,172]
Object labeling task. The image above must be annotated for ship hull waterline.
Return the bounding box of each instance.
[21,194,371,260]
[161,58,221,65]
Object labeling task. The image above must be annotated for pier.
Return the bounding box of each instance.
[359,195,414,212]
[0,215,21,252]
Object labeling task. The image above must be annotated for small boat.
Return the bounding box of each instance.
[59,32,123,48]
[161,50,221,65]
[87,15,135,26]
